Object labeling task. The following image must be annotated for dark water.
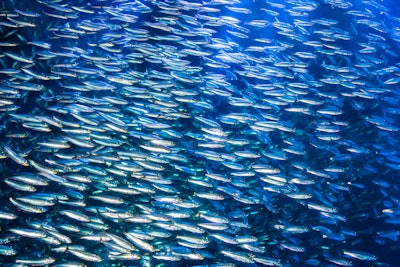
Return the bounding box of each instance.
[0,0,400,266]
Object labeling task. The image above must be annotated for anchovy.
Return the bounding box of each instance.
[3,145,29,166]
[0,0,398,266]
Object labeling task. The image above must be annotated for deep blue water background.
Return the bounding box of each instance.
[1,0,400,266]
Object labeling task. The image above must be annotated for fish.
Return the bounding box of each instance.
[0,0,399,266]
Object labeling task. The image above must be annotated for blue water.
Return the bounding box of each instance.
[1,0,400,266]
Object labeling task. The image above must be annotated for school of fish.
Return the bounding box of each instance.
[0,0,400,266]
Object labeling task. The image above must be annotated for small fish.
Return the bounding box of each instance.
[3,145,29,166]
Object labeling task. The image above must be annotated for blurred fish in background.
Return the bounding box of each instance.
[0,0,400,266]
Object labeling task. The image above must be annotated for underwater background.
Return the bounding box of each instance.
[0,0,400,266]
